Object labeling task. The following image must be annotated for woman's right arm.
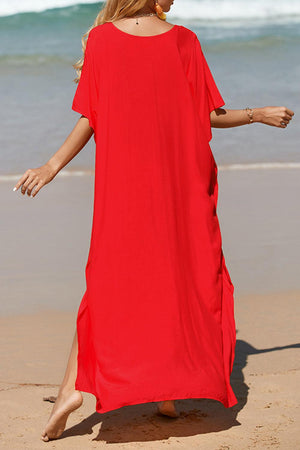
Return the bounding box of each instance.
[210,106,294,128]
[13,116,93,198]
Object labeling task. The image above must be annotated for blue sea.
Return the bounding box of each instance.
[1,0,299,178]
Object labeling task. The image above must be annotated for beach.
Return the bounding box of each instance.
[1,168,299,448]
[1,0,300,447]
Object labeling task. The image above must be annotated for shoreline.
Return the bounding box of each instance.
[1,161,300,182]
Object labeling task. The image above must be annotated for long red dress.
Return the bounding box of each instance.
[71,21,237,414]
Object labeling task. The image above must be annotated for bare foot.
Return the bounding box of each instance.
[157,400,180,418]
[41,388,83,441]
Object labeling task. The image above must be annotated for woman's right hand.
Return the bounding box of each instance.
[12,162,57,198]
[254,106,294,128]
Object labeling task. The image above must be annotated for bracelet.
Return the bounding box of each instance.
[245,107,254,124]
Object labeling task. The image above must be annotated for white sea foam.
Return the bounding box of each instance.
[171,0,300,21]
[2,162,300,183]
[1,0,300,20]
[218,162,300,171]
[0,0,98,17]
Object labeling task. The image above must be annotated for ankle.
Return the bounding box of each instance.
[58,385,77,397]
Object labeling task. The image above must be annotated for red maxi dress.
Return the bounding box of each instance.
[71,21,237,414]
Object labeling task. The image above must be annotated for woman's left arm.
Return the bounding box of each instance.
[210,106,294,129]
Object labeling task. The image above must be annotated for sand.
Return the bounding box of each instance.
[0,168,299,448]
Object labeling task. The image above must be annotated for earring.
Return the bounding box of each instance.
[154,1,167,20]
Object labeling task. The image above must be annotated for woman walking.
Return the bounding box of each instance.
[12,0,294,442]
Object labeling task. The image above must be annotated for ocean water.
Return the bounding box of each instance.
[1,0,299,178]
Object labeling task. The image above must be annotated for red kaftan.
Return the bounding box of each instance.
[72,21,237,414]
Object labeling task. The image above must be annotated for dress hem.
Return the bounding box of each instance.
[75,382,238,414]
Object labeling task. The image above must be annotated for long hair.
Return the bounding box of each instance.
[73,0,154,83]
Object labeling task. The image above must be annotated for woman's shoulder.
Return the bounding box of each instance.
[176,24,197,38]
[85,23,111,51]
[87,23,108,40]
[174,24,202,53]
[174,25,201,63]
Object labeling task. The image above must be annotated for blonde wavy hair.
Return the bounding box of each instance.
[73,0,155,83]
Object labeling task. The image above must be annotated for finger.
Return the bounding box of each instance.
[20,176,34,195]
[286,108,294,117]
[31,181,44,198]
[13,171,30,192]
[27,178,39,196]
[278,119,286,127]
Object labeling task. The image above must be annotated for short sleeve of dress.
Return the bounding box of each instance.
[187,33,225,142]
[72,29,97,131]
[201,45,225,114]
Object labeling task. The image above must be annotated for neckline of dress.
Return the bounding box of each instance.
[110,21,177,38]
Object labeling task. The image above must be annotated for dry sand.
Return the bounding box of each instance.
[0,168,299,448]
[0,290,299,449]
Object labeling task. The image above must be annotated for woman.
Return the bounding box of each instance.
[12,0,294,442]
